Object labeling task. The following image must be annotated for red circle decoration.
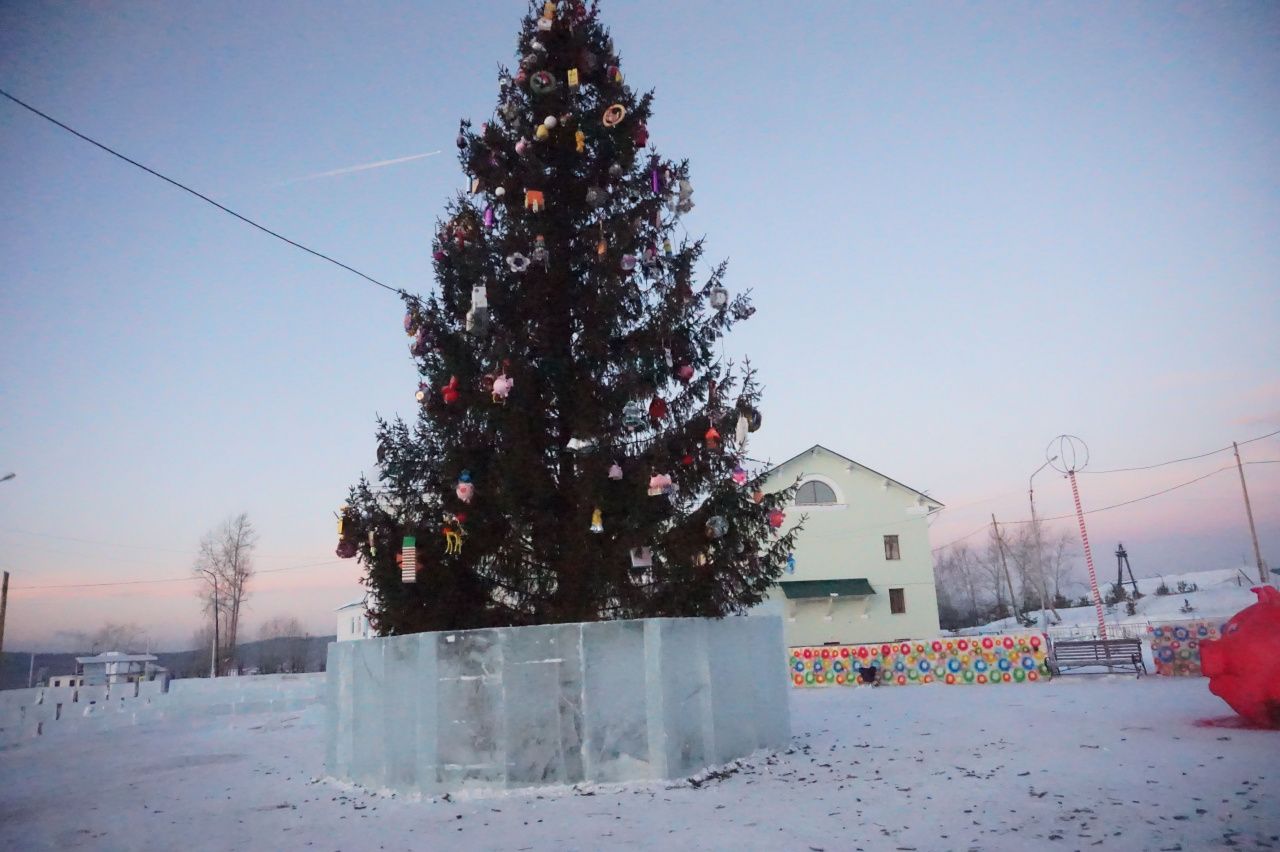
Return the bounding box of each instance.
[802,648,812,658]
[896,675,907,685]
[1002,673,1012,682]
[946,642,955,651]
[982,637,994,649]
[977,674,988,683]
[945,674,956,684]
[821,648,831,659]
[840,648,850,657]
[881,645,892,657]
[923,675,934,683]
[857,647,869,659]
[899,643,911,655]
[1002,637,1014,648]
[932,641,943,652]
[1030,636,1041,647]
[793,674,804,685]
[958,640,969,651]
[835,674,846,684]
[1028,671,1039,681]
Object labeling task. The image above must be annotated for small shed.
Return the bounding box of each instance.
[75,651,164,686]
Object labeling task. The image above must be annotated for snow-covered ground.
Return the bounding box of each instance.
[2,677,1276,851]
[967,568,1268,636]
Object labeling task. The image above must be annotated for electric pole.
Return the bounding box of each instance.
[1232,442,1268,585]
[0,570,8,659]
[991,514,1020,623]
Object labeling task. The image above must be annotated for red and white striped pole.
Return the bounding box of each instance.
[1067,470,1108,640]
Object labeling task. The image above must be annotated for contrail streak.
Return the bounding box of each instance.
[281,150,441,185]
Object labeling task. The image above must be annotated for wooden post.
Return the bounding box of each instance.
[991,515,1020,623]
[1232,442,1269,585]
[0,570,8,658]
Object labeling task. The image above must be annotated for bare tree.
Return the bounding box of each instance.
[257,615,309,673]
[193,513,258,675]
[933,543,987,628]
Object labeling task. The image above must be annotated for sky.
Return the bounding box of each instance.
[1,1,1276,652]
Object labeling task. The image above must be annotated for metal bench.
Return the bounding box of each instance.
[1048,638,1146,677]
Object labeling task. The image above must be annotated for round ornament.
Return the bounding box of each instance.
[456,471,474,504]
[768,508,785,529]
[677,364,694,384]
[648,396,667,420]
[620,254,637,271]
[535,125,549,141]
[585,187,605,207]
[530,71,556,94]
[602,104,626,127]
[704,426,721,449]
[705,516,728,539]
[543,115,558,128]
[494,186,506,198]
[709,285,729,310]
[609,163,623,178]
[507,253,531,273]
[731,465,748,486]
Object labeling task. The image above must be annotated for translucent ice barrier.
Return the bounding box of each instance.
[325,616,791,793]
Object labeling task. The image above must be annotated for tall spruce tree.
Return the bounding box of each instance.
[337,0,800,635]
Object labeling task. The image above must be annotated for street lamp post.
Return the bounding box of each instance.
[1029,456,1059,635]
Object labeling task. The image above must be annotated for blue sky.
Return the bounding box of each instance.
[1,1,1276,649]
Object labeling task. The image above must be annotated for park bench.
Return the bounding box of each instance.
[1048,638,1146,677]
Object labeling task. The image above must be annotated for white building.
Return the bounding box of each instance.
[336,596,374,642]
[758,445,944,648]
[75,651,165,686]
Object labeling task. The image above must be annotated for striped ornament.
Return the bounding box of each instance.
[401,535,417,583]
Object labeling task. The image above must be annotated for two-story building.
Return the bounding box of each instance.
[757,445,944,647]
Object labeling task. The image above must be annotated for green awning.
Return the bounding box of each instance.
[779,579,875,599]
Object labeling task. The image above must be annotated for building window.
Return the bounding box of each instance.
[884,535,900,560]
[889,587,906,614]
[795,480,838,506]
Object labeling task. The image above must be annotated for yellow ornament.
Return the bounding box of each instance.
[535,124,549,141]
[575,130,585,153]
[567,68,579,89]
[543,1,556,19]
[590,507,603,533]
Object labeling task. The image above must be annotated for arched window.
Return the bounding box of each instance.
[795,480,838,505]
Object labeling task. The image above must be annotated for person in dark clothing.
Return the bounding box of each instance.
[857,664,880,686]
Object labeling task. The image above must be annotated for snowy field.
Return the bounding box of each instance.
[1,678,1276,852]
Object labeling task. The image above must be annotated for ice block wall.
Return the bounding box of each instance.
[325,615,790,793]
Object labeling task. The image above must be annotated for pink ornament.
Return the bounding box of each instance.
[731,465,748,486]
[491,374,513,402]
[647,473,673,496]
[608,463,623,480]
[483,206,495,230]
[677,364,694,383]
[456,482,474,503]
[768,509,785,529]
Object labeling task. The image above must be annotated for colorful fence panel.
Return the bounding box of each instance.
[1148,620,1223,677]
[789,634,1050,687]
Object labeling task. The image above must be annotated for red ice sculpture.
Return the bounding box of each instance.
[1199,586,1280,729]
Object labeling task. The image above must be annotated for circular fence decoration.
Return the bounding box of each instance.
[788,633,1051,688]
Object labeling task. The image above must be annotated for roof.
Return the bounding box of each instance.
[765,445,944,509]
[75,653,157,664]
[780,579,876,599]
[335,596,367,612]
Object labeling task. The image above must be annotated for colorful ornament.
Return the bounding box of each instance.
[663,239,672,258]
[633,123,649,147]
[532,234,549,268]
[785,553,797,575]
[401,536,417,583]
[648,396,667,420]
[677,364,694,383]
[606,65,623,84]
[630,547,653,569]
[602,104,626,127]
[705,516,728,539]
[590,507,604,533]
[752,490,765,504]
[404,309,419,335]
[620,253,637,272]
[416,382,430,404]
[575,130,585,152]
[681,453,694,466]
[483,205,495,230]
[704,426,721,450]
[731,465,748,486]
[441,376,460,405]
[650,162,663,194]
[491,373,513,402]
[507,252,531,272]
[543,115,558,129]
[456,470,474,504]
[442,514,463,554]
[529,71,556,94]
[623,400,645,431]
[768,508,785,529]
[608,462,623,480]
[567,68,580,89]
[525,189,546,211]
[647,473,673,497]
[535,124,549,141]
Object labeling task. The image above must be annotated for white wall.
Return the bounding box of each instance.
[761,446,942,646]
[336,604,373,642]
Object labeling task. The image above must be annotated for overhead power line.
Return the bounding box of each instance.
[9,559,347,591]
[1081,427,1280,474]
[0,87,409,300]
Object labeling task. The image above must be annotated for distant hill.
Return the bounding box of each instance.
[0,635,337,691]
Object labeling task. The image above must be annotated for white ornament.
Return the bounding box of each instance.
[544,115,558,128]
[495,186,506,198]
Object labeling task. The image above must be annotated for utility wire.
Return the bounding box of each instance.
[0,87,410,301]
[1081,427,1280,474]
[9,559,347,591]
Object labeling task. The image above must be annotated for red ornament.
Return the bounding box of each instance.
[648,396,667,420]
[704,426,720,449]
[768,508,785,529]
[441,376,460,404]
[1201,586,1280,728]
[677,364,694,383]
[632,123,649,147]
[681,453,694,466]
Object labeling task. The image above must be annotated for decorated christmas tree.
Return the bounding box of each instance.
[337,0,800,635]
